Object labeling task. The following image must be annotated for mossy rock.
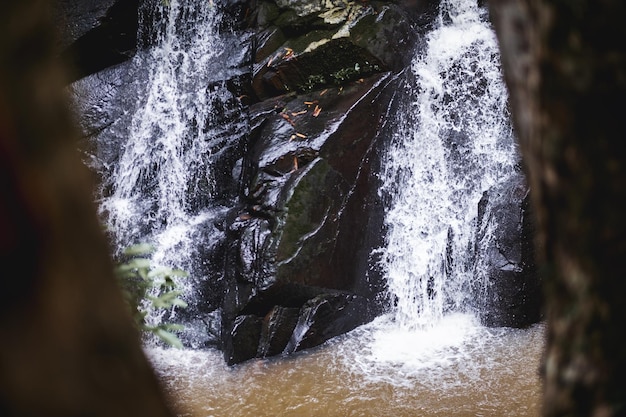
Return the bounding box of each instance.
[252,1,420,99]
[256,1,281,27]
[275,0,325,16]
[275,158,343,287]
[349,3,416,71]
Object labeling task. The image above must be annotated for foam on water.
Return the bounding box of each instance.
[146,321,544,417]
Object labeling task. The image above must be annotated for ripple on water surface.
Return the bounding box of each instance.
[147,314,544,417]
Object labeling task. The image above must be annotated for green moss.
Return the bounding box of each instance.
[301,74,328,91]
[289,39,383,91]
[277,158,331,262]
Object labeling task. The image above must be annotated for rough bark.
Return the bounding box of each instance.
[489,0,626,415]
[0,2,174,416]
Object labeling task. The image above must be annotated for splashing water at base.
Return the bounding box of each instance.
[148,317,543,417]
[360,314,483,379]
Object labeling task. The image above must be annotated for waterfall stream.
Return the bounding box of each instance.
[103,0,225,251]
[379,0,517,329]
[80,0,249,347]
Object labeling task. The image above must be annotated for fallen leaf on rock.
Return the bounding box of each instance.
[280,113,295,126]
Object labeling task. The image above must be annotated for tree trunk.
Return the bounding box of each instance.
[0,2,174,416]
[489,0,626,415]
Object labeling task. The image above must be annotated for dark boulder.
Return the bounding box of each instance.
[222,74,396,364]
[225,315,263,365]
[58,0,140,82]
[257,306,300,357]
[221,0,440,365]
[284,293,372,353]
[474,172,541,327]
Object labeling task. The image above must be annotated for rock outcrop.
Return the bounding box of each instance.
[474,172,541,327]
[55,0,140,82]
[222,0,440,364]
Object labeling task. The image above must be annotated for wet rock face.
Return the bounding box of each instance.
[53,0,119,48]
[55,0,253,82]
[222,0,439,364]
[474,173,541,328]
[251,0,437,100]
[55,0,140,82]
[223,75,394,365]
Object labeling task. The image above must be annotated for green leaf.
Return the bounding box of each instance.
[159,290,183,301]
[171,298,188,308]
[114,264,137,276]
[123,243,155,257]
[168,269,189,278]
[148,266,188,280]
[147,266,172,279]
[161,324,185,331]
[154,328,183,349]
[146,295,168,309]
[124,258,152,270]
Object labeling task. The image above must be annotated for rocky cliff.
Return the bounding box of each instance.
[58,0,541,366]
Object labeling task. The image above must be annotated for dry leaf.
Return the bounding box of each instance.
[280,113,295,126]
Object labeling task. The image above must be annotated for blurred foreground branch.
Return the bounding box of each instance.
[0,2,174,416]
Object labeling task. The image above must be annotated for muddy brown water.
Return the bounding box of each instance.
[148,314,544,417]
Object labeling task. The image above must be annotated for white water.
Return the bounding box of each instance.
[379,0,517,331]
[102,0,223,257]
[92,0,248,342]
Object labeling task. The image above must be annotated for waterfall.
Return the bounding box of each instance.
[103,0,222,252]
[379,0,518,329]
[91,0,249,346]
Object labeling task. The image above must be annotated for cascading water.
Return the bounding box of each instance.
[379,0,518,330]
[75,0,543,415]
[104,1,223,248]
[84,0,249,346]
[122,1,545,415]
